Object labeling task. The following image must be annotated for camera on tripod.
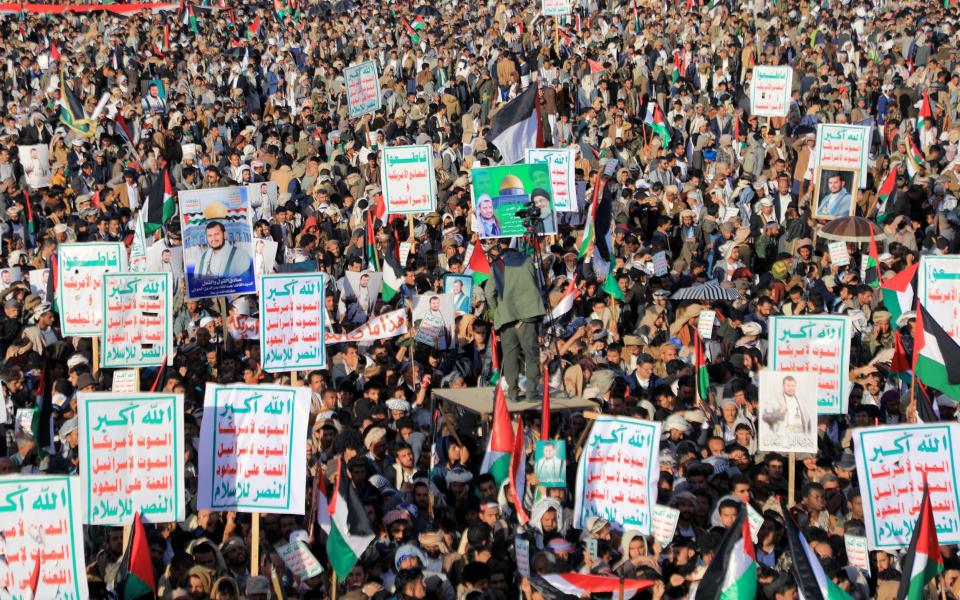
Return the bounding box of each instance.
[514,199,544,224]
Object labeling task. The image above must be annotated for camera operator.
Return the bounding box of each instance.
[484,243,546,402]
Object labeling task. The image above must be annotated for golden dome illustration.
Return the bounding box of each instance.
[498,174,525,195]
[202,202,228,219]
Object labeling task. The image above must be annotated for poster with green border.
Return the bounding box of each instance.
[0,474,88,598]
[471,163,556,238]
[78,392,185,525]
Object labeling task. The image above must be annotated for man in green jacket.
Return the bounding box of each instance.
[484,247,546,402]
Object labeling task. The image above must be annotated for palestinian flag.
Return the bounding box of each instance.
[865,223,883,288]
[603,268,625,302]
[587,59,606,74]
[143,168,176,235]
[508,416,529,524]
[545,275,580,322]
[896,481,944,600]
[906,137,924,179]
[489,329,501,386]
[915,380,940,424]
[401,15,426,43]
[917,89,933,134]
[21,190,37,248]
[578,174,603,259]
[114,513,157,600]
[534,574,654,597]
[59,79,95,138]
[695,331,709,402]
[247,15,260,38]
[706,0,722,12]
[913,304,960,401]
[479,381,514,486]
[327,457,375,581]
[876,165,898,221]
[365,211,380,270]
[694,507,756,600]
[781,499,852,600]
[644,102,671,146]
[183,4,198,34]
[315,471,330,533]
[469,240,491,285]
[49,43,61,62]
[891,331,912,374]
[880,262,918,325]
[381,229,403,303]
[487,84,542,165]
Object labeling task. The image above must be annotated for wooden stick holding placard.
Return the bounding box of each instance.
[573,411,602,460]
[331,571,338,600]
[92,336,100,378]
[251,512,261,576]
[787,453,796,508]
[408,215,416,253]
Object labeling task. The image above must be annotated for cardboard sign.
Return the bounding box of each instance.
[845,535,870,575]
[652,504,680,547]
[541,0,572,15]
[78,392,185,525]
[344,60,382,119]
[698,310,716,340]
[828,241,851,266]
[768,315,852,414]
[197,383,310,514]
[526,148,576,212]
[111,370,139,393]
[278,540,324,580]
[102,272,173,368]
[750,66,793,118]
[381,145,436,214]
[815,124,871,186]
[471,164,556,238]
[757,370,819,454]
[919,256,960,345]
[259,274,326,372]
[57,242,126,337]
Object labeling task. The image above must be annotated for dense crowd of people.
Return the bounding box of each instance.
[2,0,960,598]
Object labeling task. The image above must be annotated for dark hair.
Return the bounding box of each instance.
[205,220,226,233]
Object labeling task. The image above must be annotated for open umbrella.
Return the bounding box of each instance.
[670,282,742,301]
[817,216,886,243]
[412,4,442,17]
[331,0,356,13]
[308,2,331,15]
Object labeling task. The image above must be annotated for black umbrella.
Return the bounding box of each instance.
[411,4,441,17]
[309,1,331,14]
[331,0,356,13]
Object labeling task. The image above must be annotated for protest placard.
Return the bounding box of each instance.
[57,242,126,337]
[757,370,818,454]
[112,370,139,393]
[768,315,851,414]
[746,504,764,543]
[526,148,576,212]
[815,124,871,186]
[471,164,556,238]
[413,293,456,349]
[28,268,49,302]
[535,440,567,488]
[828,241,851,266]
[324,309,408,345]
[515,537,531,577]
[652,252,669,276]
[698,310,716,339]
[854,423,960,549]
[918,256,960,344]
[102,273,173,369]
[179,186,256,300]
[278,540,324,580]
[573,415,661,533]
[344,60,381,119]
[652,505,680,547]
[19,144,50,189]
[844,535,870,575]
[541,0,571,15]
[259,273,326,372]
[129,213,148,273]
[381,145,436,214]
[399,242,411,267]
[0,475,88,599]
[197,383,310,514]
[750,66,793,118]
[78,392,184,525]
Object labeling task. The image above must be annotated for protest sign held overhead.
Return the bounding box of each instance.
[381,145,436,214]
[749,66,792,117]
[768,315,852,414]
[854,423,960,550]
[259,273,326,372]
[324,309,408,344]
[179,187,256,300]
[57,242,126,337]
[197,383,310,514]
[757,370,818,454]
[815,124,871,185]
[919,256,960,344]
[0,475,88,599]
[78,392,185,525]
[573,415,660,533]
[471,164,556,238]
[101,272,173,368]
[526,148,576,212]
[344,60,381,119]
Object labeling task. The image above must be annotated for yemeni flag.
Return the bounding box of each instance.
[365,211,380,271]
[880,262,918,325]
[913,304,960,401]
[469,241,491,285]
[327,457,375,581]
[695,331,709,402]
[535,574,654,597]
[480,381,514,486]
[644,102,671,146]
[906,137,924,179]
[381,229,403,303]
[114,513,157,600]
[876,165,898,221]
[546,275,580,322]
[508,416,529,525]
[59,79,95,138]
[864,223,883,288]
[896,480,944,600]
[143,168,176,235]
[694,507,756,600]
[487,84,542,165]
[781,499,852,600]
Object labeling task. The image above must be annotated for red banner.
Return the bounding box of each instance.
[0,2,177,15]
